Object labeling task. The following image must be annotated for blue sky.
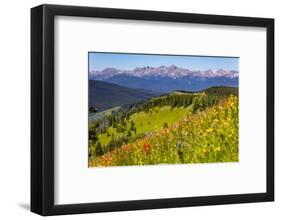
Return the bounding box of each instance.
[89,52,239,72]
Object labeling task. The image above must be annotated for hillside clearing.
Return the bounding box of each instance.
[98,105,193,147]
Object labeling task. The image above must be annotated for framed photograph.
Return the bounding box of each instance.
[31,4,274,216]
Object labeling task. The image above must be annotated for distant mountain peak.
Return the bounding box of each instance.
[169,64,177,68]
[101,67,120,73]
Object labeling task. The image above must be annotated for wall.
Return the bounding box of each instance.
[0,0,279,219]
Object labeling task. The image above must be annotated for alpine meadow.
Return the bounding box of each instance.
[88,52,239,167]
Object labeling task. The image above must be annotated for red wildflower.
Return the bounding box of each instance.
[123,144,131,151]
[143,142,150,153]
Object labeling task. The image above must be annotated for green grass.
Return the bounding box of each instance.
[98,105,193,146]
[89,106,121,122]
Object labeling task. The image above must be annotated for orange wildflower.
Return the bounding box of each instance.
[143,142,150,153]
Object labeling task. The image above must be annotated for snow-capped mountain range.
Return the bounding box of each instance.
[89,65,238,93]
[89,65,238,80]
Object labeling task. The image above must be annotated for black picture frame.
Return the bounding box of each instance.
[31,4,274,216]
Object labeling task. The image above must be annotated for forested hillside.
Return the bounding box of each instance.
[89,80,158,112]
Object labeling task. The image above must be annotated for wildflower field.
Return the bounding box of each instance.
[88,89,239,167]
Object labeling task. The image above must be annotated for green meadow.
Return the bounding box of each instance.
[98,105,193,146]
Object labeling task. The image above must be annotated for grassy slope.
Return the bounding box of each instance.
[98,105,193,146]
[89,106,121,122]
[89,95,238,167]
